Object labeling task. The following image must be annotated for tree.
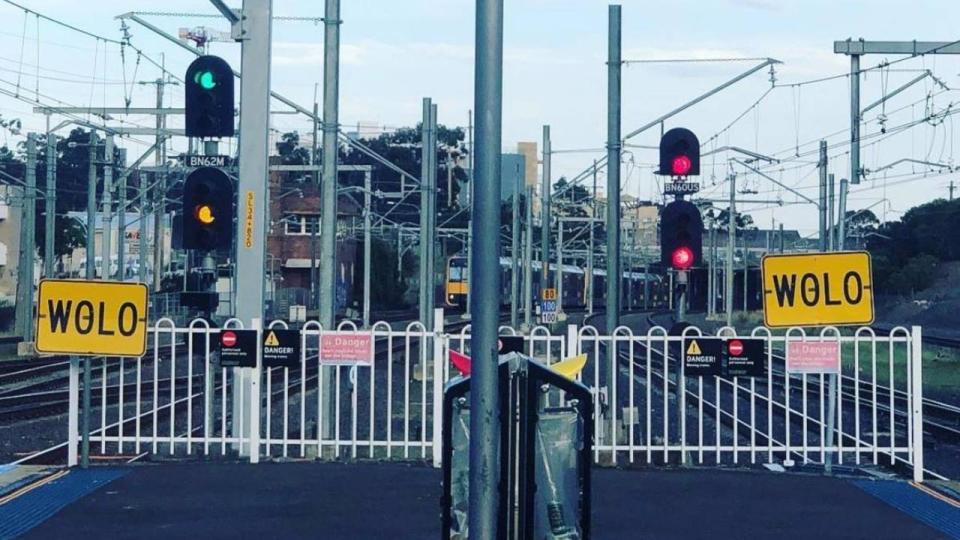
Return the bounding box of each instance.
[844,209,880,237]
[707,206,756,232]
[276,131,311,166]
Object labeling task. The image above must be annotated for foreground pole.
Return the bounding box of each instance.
[605,4,622,334]
[469,0,503,536]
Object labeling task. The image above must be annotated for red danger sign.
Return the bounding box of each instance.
[728,339,744,356]
[222,331,237,347]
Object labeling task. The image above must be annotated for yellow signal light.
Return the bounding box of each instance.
[195,204,216,225]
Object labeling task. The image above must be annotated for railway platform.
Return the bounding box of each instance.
[2,462,959,539]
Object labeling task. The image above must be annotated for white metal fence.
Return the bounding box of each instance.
[69,311,924,481]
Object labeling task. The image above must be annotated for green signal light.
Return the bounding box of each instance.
[194,70,217,90]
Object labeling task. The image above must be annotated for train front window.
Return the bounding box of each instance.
[449,265,464,281]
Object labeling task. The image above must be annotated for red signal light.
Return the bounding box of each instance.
[671,155,692,176]
[671,246,694,270]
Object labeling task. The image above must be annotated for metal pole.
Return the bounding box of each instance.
[707,222,714,317]
[310,101,319,310]
[838,178,849,251]
[742,235,748,311]
[363,171,371,328]
[819,140,828,252]
[319,0,341,329]
[850,54,861,185]
[102,136,114,279]
[419,98,432,325]
[426,104,438,330]
[466,110,473,318]
[15,134,36,342]
[234,0,274,454]
[779,223,784,253]
[510,152,520,328]
[153,83,164,291]
[138,176,147,284]
[557,220,564,314]
[523,184,533,328]
[588,160,597,314]
[468,0,503,534]
[725,173,735,326]
[828,173,836,251]
[540,125,551,285]
[44,123,56,278]
[606,4,622,335]
[117,148,127,281]
[87,132,97,280]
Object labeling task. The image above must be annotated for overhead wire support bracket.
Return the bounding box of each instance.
[732,158,819,207]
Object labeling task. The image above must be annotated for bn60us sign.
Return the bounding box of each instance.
[35,280,149,357]
[761,251,874,328]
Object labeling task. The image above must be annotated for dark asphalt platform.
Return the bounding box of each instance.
[17,462,954,539]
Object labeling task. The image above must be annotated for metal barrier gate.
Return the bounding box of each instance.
[70,312,924,481]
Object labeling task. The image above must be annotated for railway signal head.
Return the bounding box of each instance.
[659,127,700,177]
[185,55,235,138]
[182,167,234,251]
[660,200,703,271]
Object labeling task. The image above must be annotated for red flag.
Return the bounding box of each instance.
[449,349,471,375]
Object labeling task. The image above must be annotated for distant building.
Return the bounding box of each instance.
[516,142,538,189]
[0,186,22,302]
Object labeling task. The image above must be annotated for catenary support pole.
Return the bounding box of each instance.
[465,110,473,318]
[468,0,503,535]
[725,173,735,326]
[87,132,97,280]
[426,103,438,330]
[837,178,848,251]
[850,54,861,185]
[363,170,371,328]
[102,136,114,279]
[153,83,165,292]
[234,0,274,454]
[117,149,127,281]
[15,134,36,343]
[606,4,622,335]
[828,174,836,251]
[510,151,521,328]
[319,0,341,330]
[44,124,56,278]
[419,98,432,326]
[540,125,551,287]
[523,184,533,328]
[819,140,828,252]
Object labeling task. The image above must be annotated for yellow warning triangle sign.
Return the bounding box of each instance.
[686,340,702,356]
[265,331,280,347]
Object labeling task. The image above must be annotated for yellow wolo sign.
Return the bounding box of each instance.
[761,251,874,328]
[35,279,149,357]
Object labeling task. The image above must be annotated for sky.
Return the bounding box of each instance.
[3,0,960,236]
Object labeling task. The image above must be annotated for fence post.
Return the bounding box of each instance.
[68,357,80,467]
[911,325,924,482]
[566,324,579,358]
[249,318,262,464]
[432,307,445,468]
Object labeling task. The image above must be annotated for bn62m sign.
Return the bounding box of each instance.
[35,280,149,357]
[761,251,874,328]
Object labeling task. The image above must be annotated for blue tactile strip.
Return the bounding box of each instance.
[0,468,127,540]
[854,480,960,539]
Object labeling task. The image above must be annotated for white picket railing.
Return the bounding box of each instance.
[71,311,924,481]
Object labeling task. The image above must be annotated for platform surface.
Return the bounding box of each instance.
[10,462,956,539]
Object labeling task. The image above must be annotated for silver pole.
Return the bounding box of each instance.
[310,101,319,310]
[234,0,274,454]
[319,0,341,329]
[540,125,551,285]
[606,4,622,335]
[819,140,828,252]
[742,235,748,311]
[588,161,597,315]
[87,131,97,280]
[419,98,432,325]
[828,173,836,251]
[15,134,36,341]
[363,170,371,328]
[838,178,849,251]
[102,136,114,279]
[557,220,564,314]
[725,173,735,326]
[138,176,147,284]
[468,0,503,534]
[707,221,714,317]
[426,103,438,330]
[465,110,473,317]
[850,54,861,185]
[510,152,520,328]
[523,184,533,328]
[117,148,127,281]
[152,83,164,292]
[44,122,56,278]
